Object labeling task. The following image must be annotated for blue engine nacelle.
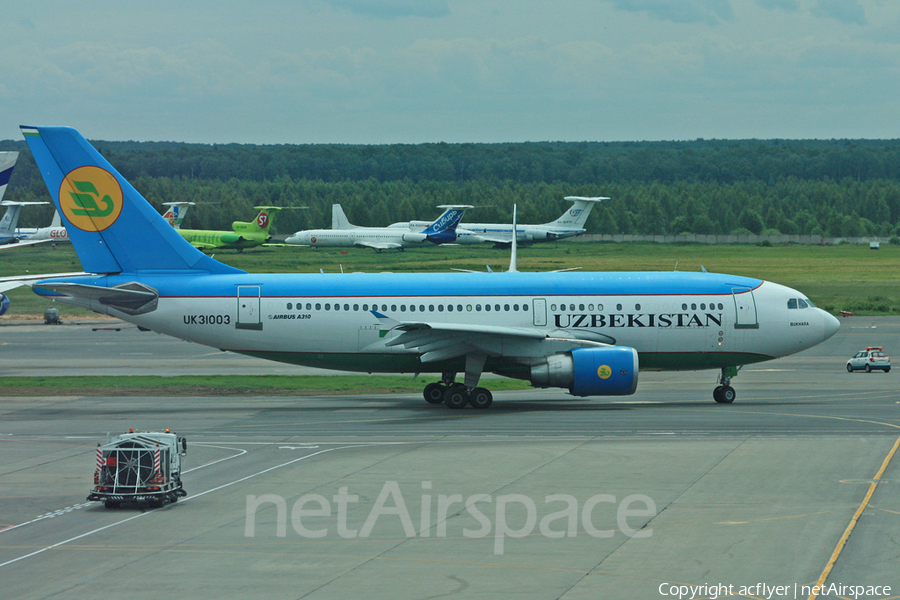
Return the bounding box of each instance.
[0,293,9,316]
[530,346,639,397]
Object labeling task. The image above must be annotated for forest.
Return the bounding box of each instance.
[2,137,900,239]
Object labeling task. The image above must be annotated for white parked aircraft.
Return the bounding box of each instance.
[392,196,607,246]
[15,210,71,245]
[286,204,472,251]
[1,201,51,248]
[22,126,840,408]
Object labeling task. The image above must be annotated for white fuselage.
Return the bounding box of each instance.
[68,271,839,377]
[285,227,430,249]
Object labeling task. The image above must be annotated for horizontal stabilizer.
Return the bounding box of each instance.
[36,281,159,315]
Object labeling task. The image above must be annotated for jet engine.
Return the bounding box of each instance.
[401,232,428,244]
[522,231,549,242]
[530,346,639,396]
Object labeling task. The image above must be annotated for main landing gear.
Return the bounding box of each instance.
[422,371,493,409]
[713,366,739,404]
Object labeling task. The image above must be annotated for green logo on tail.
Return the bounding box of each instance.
[68,180,115,217]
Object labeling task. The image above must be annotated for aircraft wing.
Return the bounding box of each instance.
[355,241,403,251]
[375,314,606,362]
[0,238,55,251]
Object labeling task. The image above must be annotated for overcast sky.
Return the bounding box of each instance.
[2,0,898,144]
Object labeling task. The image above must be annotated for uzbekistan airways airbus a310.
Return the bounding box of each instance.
[21,126,839,409]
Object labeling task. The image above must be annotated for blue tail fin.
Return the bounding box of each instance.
[21,126,242,275]
[421,204,471,244]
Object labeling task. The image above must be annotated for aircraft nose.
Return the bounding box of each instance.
[822,310,840,341]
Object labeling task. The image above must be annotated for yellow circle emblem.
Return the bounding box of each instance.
[597,365,612,379]
[58,166,123,232]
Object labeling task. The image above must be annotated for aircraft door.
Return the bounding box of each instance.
[732,288,759,329]
[237,286,263,330]
[533,298,547,327]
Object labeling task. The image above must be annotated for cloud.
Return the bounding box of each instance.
[605,0,734,25]
[810,0,866,25]
[316,0,451,19]
[754,0,799,11]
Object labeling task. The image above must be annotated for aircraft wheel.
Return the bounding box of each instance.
[444,385,469,409]
[469,387,493,409]
[423,383,445,404]
[714,386,736,404]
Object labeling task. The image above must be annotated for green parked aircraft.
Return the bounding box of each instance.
[174,205,284,252]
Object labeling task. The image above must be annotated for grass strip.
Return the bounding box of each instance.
[0,375,534,397]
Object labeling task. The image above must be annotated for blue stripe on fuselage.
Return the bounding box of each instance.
[35,271,763,299]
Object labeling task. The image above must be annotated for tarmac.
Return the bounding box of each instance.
[0,316,899,599]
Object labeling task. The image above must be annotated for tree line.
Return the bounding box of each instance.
[2,137,900,237]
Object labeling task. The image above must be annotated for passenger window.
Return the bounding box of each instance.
[287,303,293,310]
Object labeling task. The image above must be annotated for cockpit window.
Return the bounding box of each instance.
[788,298,813,309]
[804,298,815,308]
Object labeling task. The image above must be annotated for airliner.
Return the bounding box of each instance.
[1,152,53,248]
[177,206,283,251]
[1,201,51,248]
[21,126,840,408]
[286,204,472,251]
[393,196,606,247]
[15,210,71,244]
